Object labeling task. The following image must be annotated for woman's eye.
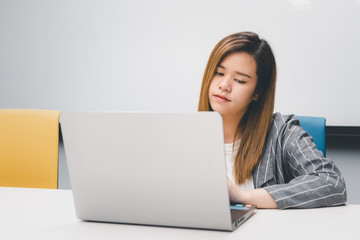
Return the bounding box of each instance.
[215,71,224,76]
[235,79,246,84]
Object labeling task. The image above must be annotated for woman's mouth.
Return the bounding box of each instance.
[214,94,230,102]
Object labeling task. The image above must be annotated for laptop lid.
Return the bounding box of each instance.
[60,112,254,231]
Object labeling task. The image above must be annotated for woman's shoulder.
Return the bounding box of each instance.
[269,112,302,137]
[271,112,299,127]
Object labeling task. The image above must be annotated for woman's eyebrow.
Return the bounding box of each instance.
[218,64,252,79]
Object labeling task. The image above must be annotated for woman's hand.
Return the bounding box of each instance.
[227,177,247,203]
[227,177,278,208]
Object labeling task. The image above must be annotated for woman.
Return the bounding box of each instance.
[198,32,347,209]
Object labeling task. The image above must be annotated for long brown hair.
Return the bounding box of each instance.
[198,32,277,185]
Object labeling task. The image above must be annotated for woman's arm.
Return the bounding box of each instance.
[229,114,347,209]
[262,115,347,209]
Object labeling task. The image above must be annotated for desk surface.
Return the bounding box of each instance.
[0,187,358,240]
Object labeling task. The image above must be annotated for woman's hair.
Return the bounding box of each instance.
[198,32,277,185]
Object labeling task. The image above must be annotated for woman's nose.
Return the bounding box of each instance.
[219,75,232,92]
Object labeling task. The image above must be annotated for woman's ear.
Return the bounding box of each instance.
[253,87,264,102]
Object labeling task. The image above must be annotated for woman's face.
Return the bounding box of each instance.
[208,52,258,119]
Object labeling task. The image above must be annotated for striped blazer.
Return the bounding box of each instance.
[253,113,347,209]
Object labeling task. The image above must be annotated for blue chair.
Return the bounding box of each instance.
[296,116,326,157]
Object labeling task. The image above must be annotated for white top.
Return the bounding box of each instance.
[224,140,254,191]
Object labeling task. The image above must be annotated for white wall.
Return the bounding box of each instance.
[1,0,360,126]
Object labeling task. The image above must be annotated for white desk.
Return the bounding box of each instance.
[0,187,358,240]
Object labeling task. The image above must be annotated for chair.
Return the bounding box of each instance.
[297,116,326,157]
[0,109,60,189]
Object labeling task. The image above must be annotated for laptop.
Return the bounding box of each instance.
[60,112,256,231]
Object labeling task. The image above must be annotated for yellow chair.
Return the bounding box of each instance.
[0,109,60,189]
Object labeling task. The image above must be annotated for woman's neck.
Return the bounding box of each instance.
[222,114,243,143]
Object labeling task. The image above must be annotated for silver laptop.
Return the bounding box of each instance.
[60,112,256,231]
